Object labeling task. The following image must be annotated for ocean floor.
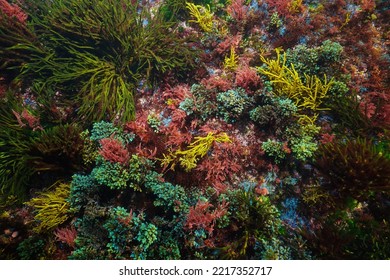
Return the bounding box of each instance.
[0,0,389,260]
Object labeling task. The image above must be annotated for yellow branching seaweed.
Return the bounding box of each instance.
[297,114,318,126]
[161,132,231,172]
[223,46,238,70]
[289,0,303,13]
[186,2,214,32]
[257,48,333,123]
[340,12,351,30]
[26,182,71,233]
[302,185,332,207]
[301,74,333,111]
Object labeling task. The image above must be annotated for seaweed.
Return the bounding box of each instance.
[314,138,390,200]
[0,93,85,201]
[0,94,41,201]
[26,182,71,233]
[12,0,198,122]
[1,0,389,261]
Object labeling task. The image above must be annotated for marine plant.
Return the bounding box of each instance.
[80,130,99,165]
[226,0,249,22]
[103,206,135,258]
[8,0,198,123]
[178,83,218,121]
[98,138,130,165]
[186,2,214,32]
[1,0,389,261]
[89,120,134,144]
[216,88,253,123]
[302,201,390,259]
[69,174,98,212]
[144,171,190,213]
[70,206,111,260]
[91,156,132,190]
[218,187,281,259]
[327,93,376,137]
[261,139,289,163]
[223,46,238,70]
[285,40,343,76]
[0,0,27,24]
[133,221,158,259]
[235,66,262,94]
[257,238,292,260]
[159,0,188,22]
[268,12,283,30]
[195,138,242,193]
[0,98,85,201]
[314,137,390,199]
[16,236,45,260]
[249,94,297,134]
[161,132,232,172]
[31,124,85,174]
[26,182,71,233]
[84,121,153,191]
[257,48,334,123]
[0,0,42,80]
[54,226,77,249]
[287,123,320,161]
[185,199,228,235]
[0,95,40,200]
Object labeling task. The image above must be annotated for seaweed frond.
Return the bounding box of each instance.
[161,132,232,172]
[223,46,238,71]
[26,182,71,233]
[186,2,214,32]
[314,138,390,199]
[257,48,333,123]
